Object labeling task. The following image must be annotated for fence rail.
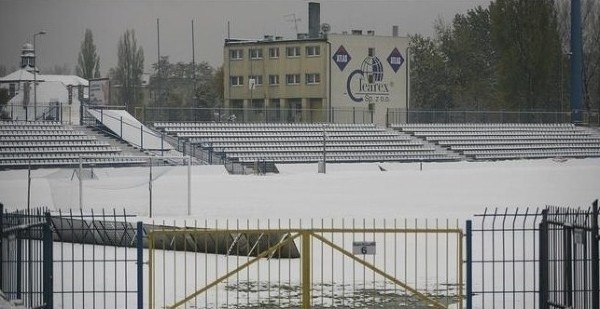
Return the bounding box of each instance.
[3,202,599,308]
[467,207,544,309]
[130,106,600,126]
[539,202,599,309]
[1,206,142,309]
[147,218,464,309]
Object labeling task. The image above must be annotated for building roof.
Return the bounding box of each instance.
[224,37,326,46]
[0,69,35,82]
[42,74,88,86]
[0,69,88,86]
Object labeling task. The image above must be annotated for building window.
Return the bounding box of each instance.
[368,48,375,57]
[230,49,243,60]
[305,73,320,85]
[9,83,16,97]
[269,47,279,58]
[286,46,301,57]
[249,48,263,59]
[306,46,320,56]
[286,74,301,85]
[269,75,280,85]
[230,76,243,86]
[248,75,263,87]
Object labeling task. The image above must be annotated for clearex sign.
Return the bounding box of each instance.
[333,46,404,104]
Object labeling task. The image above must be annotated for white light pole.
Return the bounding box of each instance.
[33,30,46,121]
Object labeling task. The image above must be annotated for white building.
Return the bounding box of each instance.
[0,43,88,124]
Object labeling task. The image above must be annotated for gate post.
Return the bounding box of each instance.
[592,200,599,309]
[0,203,3,283]
[301,231,311,309]
[563,223,573,306]
[539,209,549,309]
[466,220,472,309]
[16,229,22,301]
[137,221,144,309]
[42,215,53,309]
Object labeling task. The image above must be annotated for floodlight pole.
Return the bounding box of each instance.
[149,158,153,218]
[33,30,46,121]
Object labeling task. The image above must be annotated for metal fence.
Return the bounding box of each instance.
[0,204,53,308]
[466,208,544,309]
[3,203,598,308]
[467,203,600,309]
[135,107,376,125]
[1,206,143,309]
[387,109,590,125]
[539,202,599,309]
[131,106,600,127]
[147,218,464,309]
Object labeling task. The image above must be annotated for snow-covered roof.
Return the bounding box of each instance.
[0,69,35,82]
[42,74,88,86]
[0,69,88,86]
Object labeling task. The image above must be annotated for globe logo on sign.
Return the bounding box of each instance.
[360,56,385,82]
[346,54,390,103]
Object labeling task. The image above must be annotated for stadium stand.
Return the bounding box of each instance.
[153,122,461,164]
[0,121,146,169]
[391,123,600,160]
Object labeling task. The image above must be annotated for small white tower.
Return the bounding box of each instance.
[20,43,37,72]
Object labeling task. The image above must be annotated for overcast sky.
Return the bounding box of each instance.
[0,0,490,76]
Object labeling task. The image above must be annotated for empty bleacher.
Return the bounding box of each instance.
[0,121,146,169]
[153,122,461,164]
[391,123,600,161]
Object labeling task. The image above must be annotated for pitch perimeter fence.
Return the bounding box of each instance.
[1,201,598,308]
[130,106,600,126]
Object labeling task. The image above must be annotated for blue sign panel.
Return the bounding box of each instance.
[387,48,404,73]
[332,45,351,71]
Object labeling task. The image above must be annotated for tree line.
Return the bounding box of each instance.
[68,0,599,115]
[75,29,221,114]
[409,0,600,113]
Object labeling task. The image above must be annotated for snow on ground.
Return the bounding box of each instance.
[1,158,599,308]
[1,158,598,221]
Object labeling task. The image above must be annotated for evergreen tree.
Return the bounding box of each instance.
[409,33,453,110]
[75,29,101,79]
[111,29,144,113]
[489,0,563,111]
[446,6,499,110]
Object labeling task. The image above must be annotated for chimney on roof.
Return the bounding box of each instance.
[308,2,320,38]
[392,25,399,37]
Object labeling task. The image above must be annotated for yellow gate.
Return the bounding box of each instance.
[147,220,464,308]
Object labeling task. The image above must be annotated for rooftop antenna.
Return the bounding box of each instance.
[284,13,301,35]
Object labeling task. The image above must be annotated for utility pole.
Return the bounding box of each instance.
[33,30,46,121]
[192,19,197,106]
[156,18,161,106]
